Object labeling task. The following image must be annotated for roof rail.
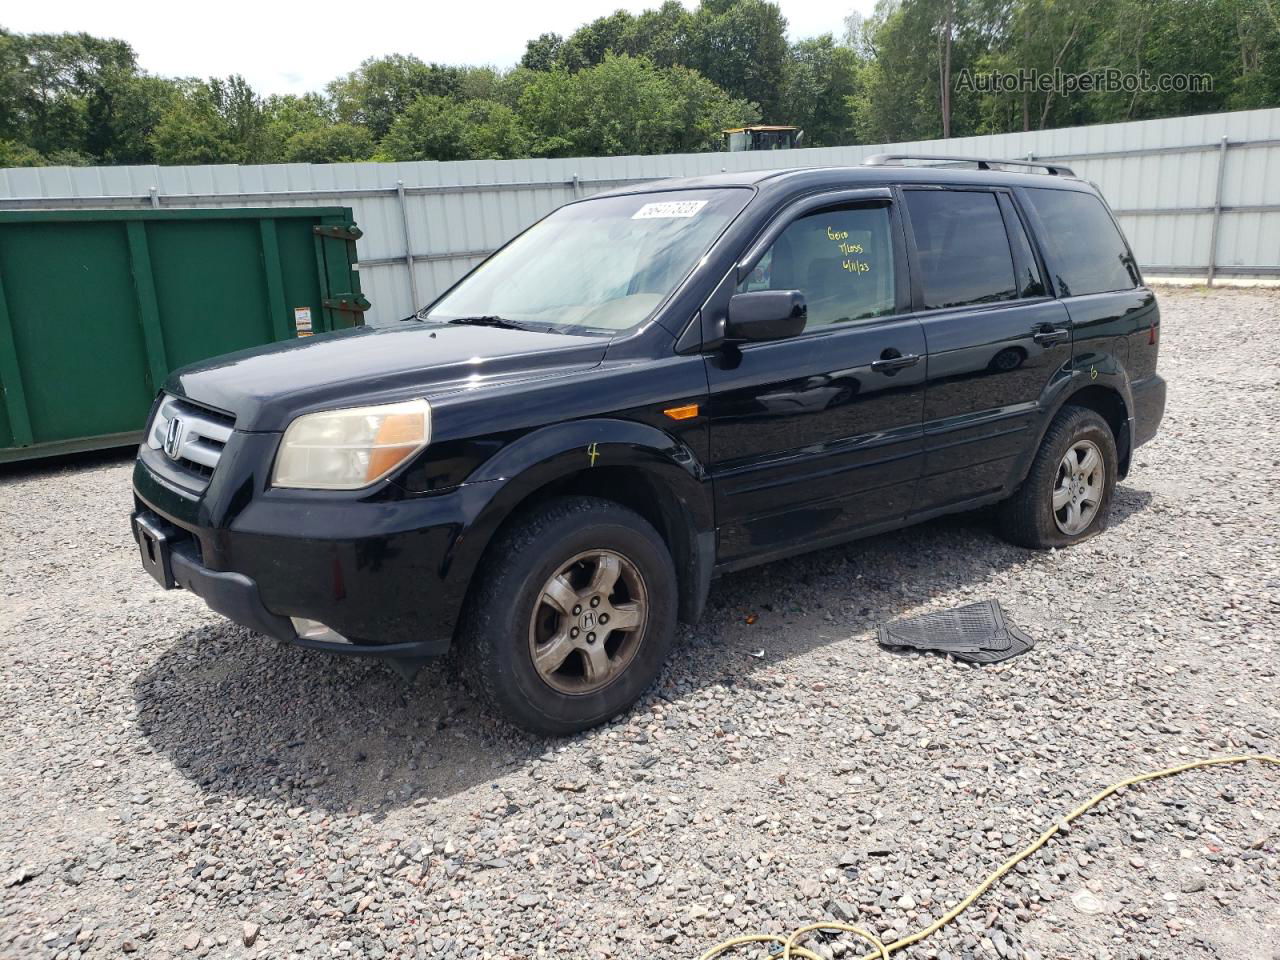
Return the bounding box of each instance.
[863,153,1076,177]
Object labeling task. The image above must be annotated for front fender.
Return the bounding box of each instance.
[445,417,716,621]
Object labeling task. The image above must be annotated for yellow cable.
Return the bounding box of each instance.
[699,754,1279,960]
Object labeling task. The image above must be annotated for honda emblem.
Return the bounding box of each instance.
[163,418,184,460]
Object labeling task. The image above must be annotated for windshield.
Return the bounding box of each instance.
[426,188,750,335]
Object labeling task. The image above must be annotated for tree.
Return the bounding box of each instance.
[557,10,639,71]
[855,0,944,141]
[210,75,271,160]
[147,75,269,165]
[261,92,332,157]
[462,100,531,158]
[0,29,136,156]
[328,55,461,139]
[628,2,697,67]
[664,63,761,151]
[520,56,672,156]
[854,0,990,141]
[0,138,48,166]
[1077,0,1264,122]
[689,0,790,120]
[283,124,374,163]
[780,35,862,146]
[85,71,179,163]
[377,94,467,161]
[4,7,1275,170]
[455,66,507,102]
[1228,0,1280,108]
[938,0,954,137]
[378,95,529,162]
[519,53,755,157]
[521,33,564,71]
[149,95,240,165]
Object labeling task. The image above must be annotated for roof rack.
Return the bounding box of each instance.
[863,153,1076,177]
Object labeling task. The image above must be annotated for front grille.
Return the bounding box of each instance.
[146,395,236,481]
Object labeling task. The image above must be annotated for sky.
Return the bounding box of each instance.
[6,0,880,97]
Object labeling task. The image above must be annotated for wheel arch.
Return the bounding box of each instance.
[1011,377,1134,494]
[1058,383,1132,478]
[449,419,715,628]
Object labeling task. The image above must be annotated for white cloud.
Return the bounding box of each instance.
[6,0,878,96]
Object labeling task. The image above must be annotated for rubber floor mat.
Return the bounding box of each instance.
[876,600,1035,664]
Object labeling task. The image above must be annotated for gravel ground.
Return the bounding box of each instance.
[1,286,1277,960]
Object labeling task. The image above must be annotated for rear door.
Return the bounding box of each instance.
[901,186,1073,513]
[1017,185,1154,397]
[703,191,928,567]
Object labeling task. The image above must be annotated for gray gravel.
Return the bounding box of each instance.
[2,286,1278,960]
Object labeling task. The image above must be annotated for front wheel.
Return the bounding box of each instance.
[457,497,677,735]
[998,405,1118,549]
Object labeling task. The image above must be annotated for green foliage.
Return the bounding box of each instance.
[521,34,564,72]
[0,29,136,155]
[461,100,531,159]
[327,55,461,139]
[781,35,862,146]
[0,138,48,166]
[378,96,529,162]
[547,0,787,118]
[86,72,180,164]
[282,123,375,163]
[147,75,272,165]
[2,0,1278,168]
[148,91,240,165]
[688,0,791,120]
[519,54,756,157]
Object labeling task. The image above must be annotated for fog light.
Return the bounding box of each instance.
[290,617,352,645]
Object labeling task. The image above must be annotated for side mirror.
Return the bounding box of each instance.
[726,290,807,342]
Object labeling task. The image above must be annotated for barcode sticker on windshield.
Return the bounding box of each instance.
[632,200,708,219]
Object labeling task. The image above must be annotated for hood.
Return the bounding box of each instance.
[166,323,608,432]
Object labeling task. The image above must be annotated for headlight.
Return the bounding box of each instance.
[272,399,431,490]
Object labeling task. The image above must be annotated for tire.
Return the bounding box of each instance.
[998,405,1118,550]
[457,496,677,735]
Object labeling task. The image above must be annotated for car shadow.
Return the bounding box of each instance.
[132,488,1154,816]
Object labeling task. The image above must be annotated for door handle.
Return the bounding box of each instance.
[870,350,921,373]
[1032,325,1069,346]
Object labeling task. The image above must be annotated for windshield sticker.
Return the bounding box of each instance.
[632,200,708,220]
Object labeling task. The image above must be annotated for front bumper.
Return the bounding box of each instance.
[131,505,454,659]
[132,442,497,659]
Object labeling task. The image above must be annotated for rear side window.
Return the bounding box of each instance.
[904,190,1017,310]
[738,203,896,327]
[1023,188,1139,297]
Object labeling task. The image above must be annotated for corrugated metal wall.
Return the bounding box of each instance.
[3,107,1277,325]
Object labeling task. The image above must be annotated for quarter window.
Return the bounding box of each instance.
[1023,188,1139,297]
[737,204,896,327]
[904,190,1018,310]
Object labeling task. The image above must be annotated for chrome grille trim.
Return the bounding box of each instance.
[146,395,235,478]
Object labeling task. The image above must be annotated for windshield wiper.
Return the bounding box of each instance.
[445,315,533,330]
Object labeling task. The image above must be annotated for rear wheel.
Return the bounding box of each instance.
[998,405,1118,549]
[458,497,676,735]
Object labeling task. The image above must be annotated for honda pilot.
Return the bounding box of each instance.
[131,157,1165,734]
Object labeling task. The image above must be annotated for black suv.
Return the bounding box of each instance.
[132,158,1165,734]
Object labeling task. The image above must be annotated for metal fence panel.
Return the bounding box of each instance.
[3,107,1279,323]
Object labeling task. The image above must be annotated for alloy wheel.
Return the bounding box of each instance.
[1052,439,1105,535]
[527,549,648,695]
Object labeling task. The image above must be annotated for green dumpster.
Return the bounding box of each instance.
[0,206,368,463]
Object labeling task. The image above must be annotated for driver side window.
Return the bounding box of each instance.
[738,204,897,328]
